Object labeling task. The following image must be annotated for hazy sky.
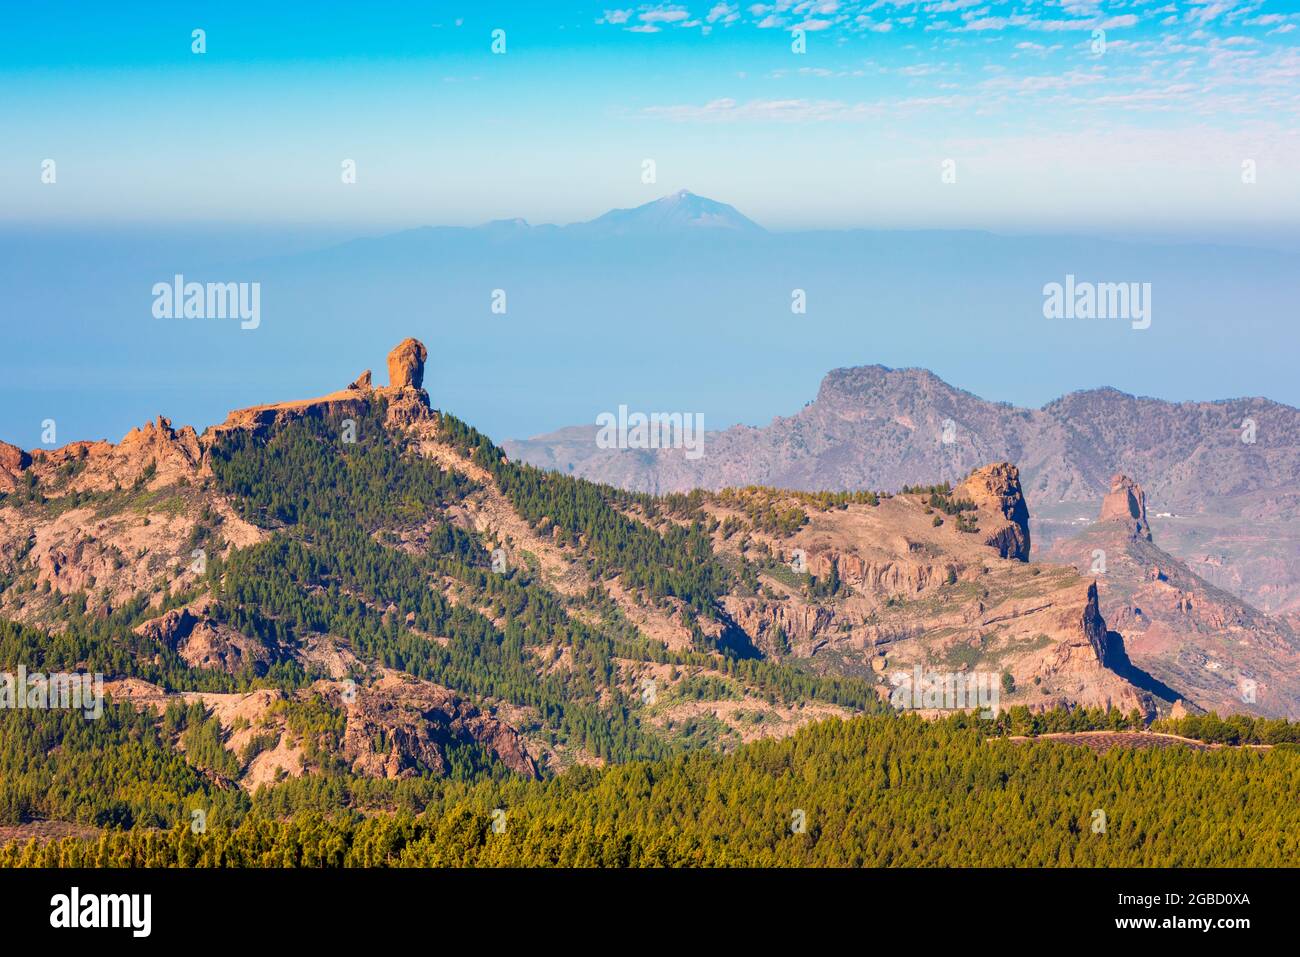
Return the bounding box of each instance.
[3,0,1298,235]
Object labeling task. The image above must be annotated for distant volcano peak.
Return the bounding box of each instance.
[569,190,765,237]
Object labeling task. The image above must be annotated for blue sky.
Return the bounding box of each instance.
[3,0,1298,235]
[1,2,1298,449]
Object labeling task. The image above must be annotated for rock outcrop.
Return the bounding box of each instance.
[12,416,202,496]
[1046,474,1300,717]
[1098,473,1151,541]
[331,673,538,780]
[134,600,276,674]
[1031,582,1150,714]
[956,462,1031,561]
[0,441,31,492]
[204,339,432,444]
[386,337,428,391]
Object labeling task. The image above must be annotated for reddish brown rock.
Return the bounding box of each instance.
[386,337,428,390]
[200,342,437,454]
[0,440,30,475]
[331,673,538,780]
[1099,473,1151,541]
[134,601,274,674]
[0,440,32,492]
[956,462,1031,561]
[1046,476,1300,718]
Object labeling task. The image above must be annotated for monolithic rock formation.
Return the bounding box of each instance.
[1045,474,1300,717]
[204,338,432,442]
[386,337,428,391]
[955,462,1031,561]
[1099,473,1151,541]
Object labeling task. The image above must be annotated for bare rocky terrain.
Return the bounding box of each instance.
[691,466,1155,715]
[1046,474,1300,718]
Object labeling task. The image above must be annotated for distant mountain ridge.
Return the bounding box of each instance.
[504,364,1300,616]
[460,190,765,239]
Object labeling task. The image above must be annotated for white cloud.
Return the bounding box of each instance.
[1187,1,1237,25]
[960,16,1007,31]
[640,4,691,24]
[927,0,984,11]
[707,3,741,23]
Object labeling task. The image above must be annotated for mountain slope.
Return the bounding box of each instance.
[0,339,1178,818]
[9,711,1300,868]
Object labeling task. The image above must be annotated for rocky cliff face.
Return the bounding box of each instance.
[956,462,1031,561]
[1098,473,1151,541]
[696,467,1156,715]
[0,441,32,493]
[332,673,538,780]
[105,672,539,790]
[1047,476,1300,717]
[386,337,428,391]
[133,600,276,674]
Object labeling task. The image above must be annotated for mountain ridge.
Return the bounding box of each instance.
[0,338,1185,739]
[504,362,1300,617]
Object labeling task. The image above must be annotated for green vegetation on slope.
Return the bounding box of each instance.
[439,413,733,615]
[208,404,668,764]
[4,712,1295,867]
